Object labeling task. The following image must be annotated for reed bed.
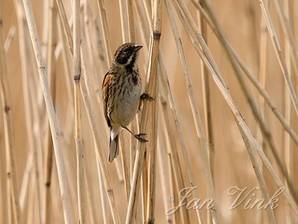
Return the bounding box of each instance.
[0,0,297,223]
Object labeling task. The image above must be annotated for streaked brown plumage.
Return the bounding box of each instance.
[102,43,147,162]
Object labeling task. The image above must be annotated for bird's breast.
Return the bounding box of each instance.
[111,72,141,126]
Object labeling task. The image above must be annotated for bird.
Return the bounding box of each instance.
[102,43,152,162]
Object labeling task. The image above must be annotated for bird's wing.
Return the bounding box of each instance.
[102,71,114,128]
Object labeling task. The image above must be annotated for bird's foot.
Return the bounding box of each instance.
[140,92,154,101]
[134,133,148,143]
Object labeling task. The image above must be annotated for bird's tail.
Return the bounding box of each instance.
[109,129,119,162]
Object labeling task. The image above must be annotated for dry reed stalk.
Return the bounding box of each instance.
[127,0,135,41]
[19,152,33,212]
[42,0,58,223]
[119,0,130,42]
[0,150,6,224]
[57,20,74,106]
[191,0,298,145]
[197,8,214,224]
[194,3,298,205]
[168,155,181,224]
[284,1,295,222]
[0,7,22,224]
[197,0,298,207]
[19,157,32,223]
[98,165,108,224]
[256,0,268,148]
[55,0,73,54]
[258,0,298,113]
[21,0,75,223]
[131,4,150,219]
[157,109,175,223]
[26,173,35,224]
[125,1,162,223]
[160,99,190,224]
[158,110,177,223]
[167,2,204,222]
[167,4,205,139]
[135,2,194,222]
[73,0,86,223]
[13,1,39,222]
[256,1,269,222]
[172,0,298,216]
[96,0,112,67]
[119,136,130,199]
[166,1,220,223]
[138,1,204,222]
[83,168,97,224]
[41,0,49,51]
[133,1,150,47]
[137,1,151,220]
[4,27,16,51]
[271,0,298,73]
[140,7,194,222]
[145,1,162,222]
[54,0,121,222]
[197,6,214,180]
[141,150,149,222]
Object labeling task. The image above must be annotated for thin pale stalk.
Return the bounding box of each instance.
[0,7,21,224]
[119,136,130,199]
[118,0,130,42]
[271,0,298,74]
[125,1,162,223]
[258,0,298,112]
[256,1,268,222]
[145,1,161,222]
[136,1,201,222]
[97,156,108,224]
[73,0,86,223]
[198,0,297,206]
[160,98,189,224]
[42,0,58,223]
[55,0,73,54]
[190,0,298,145]
[168,153,180,224]
[167,1,219,223]
[172,0,298,215]
[55,1,121,222]
[84,167,96,224]
[4,27,16,51]
[96,0,112,67]
[197,11,214,224]
[284,0,294,223]
[13,0,40,220]
[21,0,75,223]
[19,152,33,211]
[157,111,173,224]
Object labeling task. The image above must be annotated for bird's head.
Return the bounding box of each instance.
[113,43,143,68]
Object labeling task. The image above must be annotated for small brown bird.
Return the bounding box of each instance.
[102,43,151,162]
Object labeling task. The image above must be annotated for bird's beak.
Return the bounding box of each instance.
[134,45,143,51]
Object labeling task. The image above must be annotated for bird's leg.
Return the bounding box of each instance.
[121,125,148,143]
[139,92,154,111]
